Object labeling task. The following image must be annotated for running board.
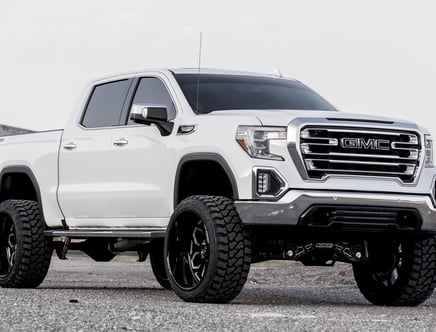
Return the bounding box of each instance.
[44,229,166,239]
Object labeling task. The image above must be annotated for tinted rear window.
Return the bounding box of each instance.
[174,74,336,114]
[82,79,131,128]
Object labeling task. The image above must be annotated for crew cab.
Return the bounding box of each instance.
[0,68,435,306]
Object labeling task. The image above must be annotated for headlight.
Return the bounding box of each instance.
[236,126,287,161]
[425,135,433,167]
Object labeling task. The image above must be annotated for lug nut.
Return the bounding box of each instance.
[286,250,294,258]
[355,251,362,259]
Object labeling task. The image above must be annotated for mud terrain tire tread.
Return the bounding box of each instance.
[0,200,52,288]
[353,237,436,306]
[165,195,251,303]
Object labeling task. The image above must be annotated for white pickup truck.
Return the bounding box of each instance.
[0,68,435,306]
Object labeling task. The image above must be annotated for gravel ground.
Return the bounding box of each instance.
[0,254,435,331]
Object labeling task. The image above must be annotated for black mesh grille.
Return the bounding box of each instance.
[300,205,421,231]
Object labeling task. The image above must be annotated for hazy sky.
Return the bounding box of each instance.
[1,1,436,134]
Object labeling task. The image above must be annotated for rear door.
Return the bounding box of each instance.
[58,79,132,227]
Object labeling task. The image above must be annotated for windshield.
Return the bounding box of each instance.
[174,73,337,114]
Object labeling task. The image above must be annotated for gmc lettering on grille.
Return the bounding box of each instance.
[340,138,390,151]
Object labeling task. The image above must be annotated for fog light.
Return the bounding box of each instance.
[257,172,271,194]
[255,169,286,197]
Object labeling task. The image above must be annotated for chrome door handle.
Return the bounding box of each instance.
[63,143,77,150]
[113,139,128,146]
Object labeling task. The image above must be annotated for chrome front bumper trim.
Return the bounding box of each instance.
[235,190,436,232]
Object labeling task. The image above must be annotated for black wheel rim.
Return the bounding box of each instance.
[167,213,210,290]
[370,244,403,288]
[0,213,17,277]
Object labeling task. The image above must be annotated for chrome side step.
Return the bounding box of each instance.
[44,229,166,239]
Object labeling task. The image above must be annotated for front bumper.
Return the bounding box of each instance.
[235,190,436,233]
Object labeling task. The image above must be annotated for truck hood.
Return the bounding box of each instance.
[208,109,426,133]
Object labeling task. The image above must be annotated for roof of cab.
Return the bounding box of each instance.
[91,68,293,85]
[171,68,282,78]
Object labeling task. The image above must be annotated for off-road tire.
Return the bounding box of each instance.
[0,200,52,288]
[165,195,251,303]
[353,236,436,306]
[150,238,171,289]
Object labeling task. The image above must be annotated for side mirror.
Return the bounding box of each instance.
[130,103,174,136]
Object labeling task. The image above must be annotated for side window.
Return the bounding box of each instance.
[81,79,131,128]
[128,77,176,125]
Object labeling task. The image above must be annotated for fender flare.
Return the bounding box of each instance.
[0,165,48,226]
[173,153,239,208]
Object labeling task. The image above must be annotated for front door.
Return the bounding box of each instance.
[109,76,177,228]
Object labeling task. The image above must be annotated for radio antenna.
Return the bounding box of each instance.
[195,32,203,113]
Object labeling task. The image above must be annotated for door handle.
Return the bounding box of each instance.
[63,143,77,150]
[113,139,129,146]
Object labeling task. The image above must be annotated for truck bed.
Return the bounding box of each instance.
[0,130,65,227]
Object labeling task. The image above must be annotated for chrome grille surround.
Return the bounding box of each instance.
[295,124,422,183]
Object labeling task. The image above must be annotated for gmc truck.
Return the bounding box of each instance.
[0,69,435,306]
